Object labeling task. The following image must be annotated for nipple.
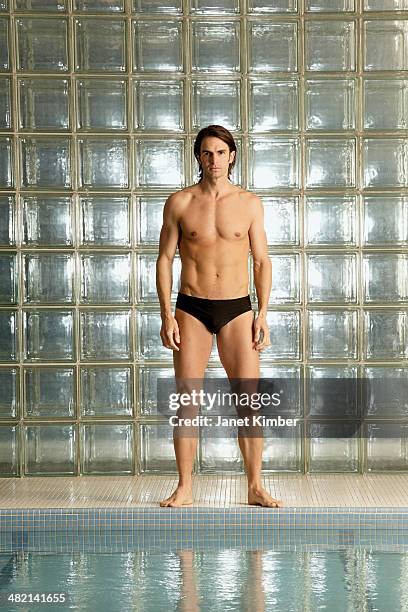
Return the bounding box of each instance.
[234,232,241,237]
[191,231,197,237]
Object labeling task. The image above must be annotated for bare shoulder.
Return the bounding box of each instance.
[164,186,195,217]
[236,187,263,216]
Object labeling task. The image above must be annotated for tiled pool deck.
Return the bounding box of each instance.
[1,474,408,552]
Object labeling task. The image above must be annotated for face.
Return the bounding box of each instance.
[197,136,235,179]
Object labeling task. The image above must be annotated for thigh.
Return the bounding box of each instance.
[216,310,260,378]
[173,308,213,378]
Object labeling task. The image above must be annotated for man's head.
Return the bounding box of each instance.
[194,125,237,182]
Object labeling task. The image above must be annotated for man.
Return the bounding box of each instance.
[156,125,283,508]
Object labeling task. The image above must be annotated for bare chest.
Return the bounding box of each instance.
[179,201,252,244]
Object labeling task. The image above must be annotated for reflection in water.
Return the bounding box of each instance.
[0,549,407,611]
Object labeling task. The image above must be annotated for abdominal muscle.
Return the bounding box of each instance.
[178,240,250,300]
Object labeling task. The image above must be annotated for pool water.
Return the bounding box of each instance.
[0,548,407,612]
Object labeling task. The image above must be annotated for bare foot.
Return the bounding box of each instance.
[248,487,284,508]
[159,486,193,507]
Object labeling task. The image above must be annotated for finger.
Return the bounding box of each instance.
[166,331,180,351]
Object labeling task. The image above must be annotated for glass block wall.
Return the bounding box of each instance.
[0,0,407,477]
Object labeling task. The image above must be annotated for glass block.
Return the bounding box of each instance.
[80,254,130,304]
[0,253,17,304]
[24,367,75,418]
[0,195,14,245]
[137,253,180,303]
[15,0,67,9]
[16,18,68,71]
[307,254,357,303]
[306,365,358,417]
[200,437,243,472]
[20,137,71,188]
[19,78,69,131]
[22,195,73,247]
[305,79,356,131]
[308,310,358,360]
[0,311,17,361]
[0,368,18,418]
[306,0,354,10]
[308,426,359,472]
[0,77,11,128]
[248,0,297,12]
[366,423,408,471]
[75,19,126,72]
[137,311,173,361]
[248,22,298,73]
[24,253,74,304]
[262,435,302,472]
[364,0,408,8]
[191,80,240,131]
[81,367,132,417]
[364,20,408,71]
[77,79,127,130]
[364,254,408,303]
[363,366,408,417]
[262,197,299,246]
[363,139,407,188]
[190,0,239,14]
[306,139,355,188]
[263,310,301,360]
[80,196,130,246]
[136,139,184,187]
[136,196,165,245]
[0,1,7,10]
[363,196,408,246]
[138,365,174,415]
[0,425,18,476]
[249,79,298,131]
[75,0,125,11]
[191,21,240,73]
[133,0,182,13]
[82,423,133,473]
[305,197,356,246]
[25,425,75,475]
[0,17,9,70]
[363,310,408,360]
[248,138,299,189]
[140,423,177,472]
[133,21,183,72]
[80,310,131,361]
[0,137,13,187]
[305,21,356,71]
[78,138,129,188]
[363,79,408,130]
[134,80,183,131]
[269,254,300,304]
[24,310,74,361]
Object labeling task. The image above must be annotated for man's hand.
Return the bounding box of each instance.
[253,314,270,351]
[160,314,181,351]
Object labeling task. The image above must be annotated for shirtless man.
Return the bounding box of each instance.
[156,125,283,509]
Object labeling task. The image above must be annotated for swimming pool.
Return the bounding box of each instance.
[1,548,407,611]
[1,508,407,611]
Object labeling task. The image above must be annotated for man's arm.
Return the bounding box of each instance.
[156,194,181,350]
[248,195,272,350]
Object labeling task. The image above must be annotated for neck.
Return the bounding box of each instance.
[199,175,231,198]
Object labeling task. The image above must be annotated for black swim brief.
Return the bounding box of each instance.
[175,292,253,334]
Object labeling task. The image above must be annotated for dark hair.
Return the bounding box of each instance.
[194,125,237,181]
